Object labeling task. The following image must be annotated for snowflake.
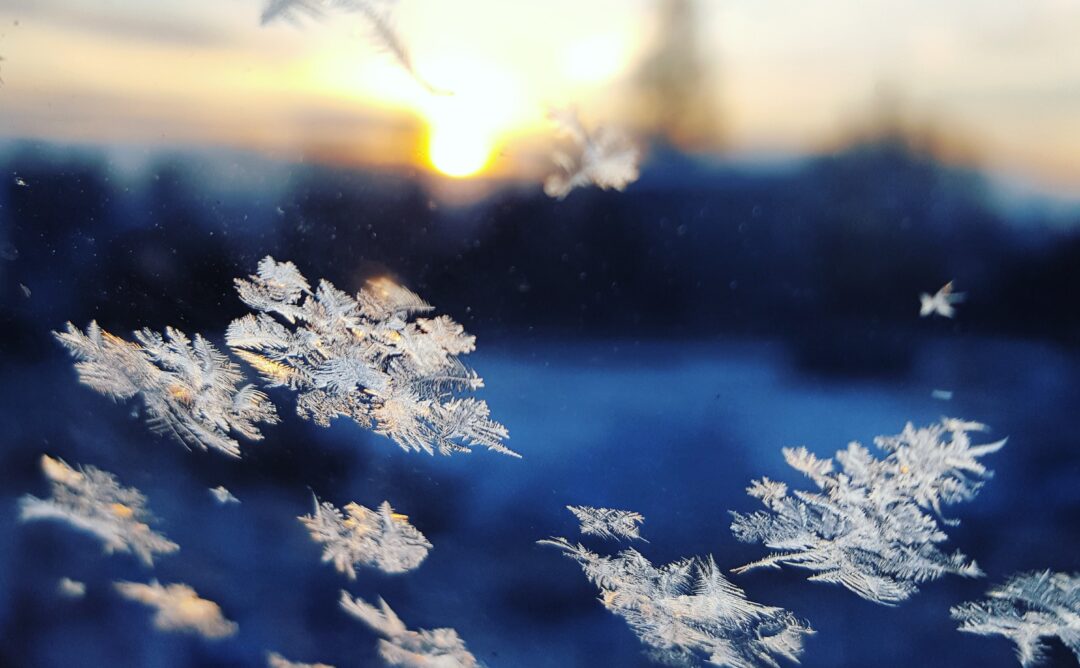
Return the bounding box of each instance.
[18,455,179,567]
[340,591,481,668]
[567,505,646,541]
[210,486,240,505]
[57,577,86,598]
[54,321,279,458]
[544,108,639,199]
[300,496,431,578]
[267,651,336,668]
[260,0,449,95]
[115,580,238,639]
[227,257,514,457]
[951,571,1080,667]
[730,419,1004,604]
[540,509,812,668]
[919,281,964,318]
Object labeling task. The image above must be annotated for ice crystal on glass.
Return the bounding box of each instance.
[951,571,1080,667]
[267,651,336,668]
[300,496,431,578]
[567,505,646,541]
[544,109,639,199]
[18,455,179,567]
[730,419,1004,604]
[115,580,237,639]
[57,577,86,598]
[919,281,964,318]
[540,510,812,668]
[227,257,513,457]
[340,592,480,667]
[54,321,279,458]
[260,0,447,95]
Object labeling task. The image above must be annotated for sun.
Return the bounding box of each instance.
[414,56,522,178]
[427,105,495,178]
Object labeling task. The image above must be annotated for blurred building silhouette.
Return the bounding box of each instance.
[631,0,724,152]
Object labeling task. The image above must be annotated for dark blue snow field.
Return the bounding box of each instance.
[0,337,1078,668]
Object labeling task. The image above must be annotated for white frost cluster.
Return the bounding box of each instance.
[18,455,179,567]
[260,0,447,95]
[267,651,336,668]
[544,109,640,199]
[919,281,964,318]
[731,419,1005,604]
[54,321,279,458]
[340,592,481,668]
[300,497,432,578]
[210,485,241,505]
[567,505,646,541]
[115,580,238,639]
[540,509,812,668]
[57,577,87,598]
[227,256,513,457]
[951,571,1080,667]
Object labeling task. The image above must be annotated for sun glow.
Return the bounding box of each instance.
[415,56,524,178]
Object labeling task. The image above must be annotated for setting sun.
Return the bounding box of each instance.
[413,56,524,178]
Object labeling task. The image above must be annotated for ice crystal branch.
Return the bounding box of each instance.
[567,505,646,541]
[300,496,431,578]
[54,321,279,458]
[260,0,449,95]
[115,580,238,639]
[227,257,514,457]
[730,419,1004,604]
[951,571,1080,667]
[540,510,812,668]
[544,109,639,199]
[267,651,336,668]
[919,281,964,318]
[340,592,481,667]
[18,455,178,566]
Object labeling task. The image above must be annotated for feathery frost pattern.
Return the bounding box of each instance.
[340,592,480,667]
[227,257,513,457]
[260,0,448,95]
[567,505,646,541]
[54,322,279,458]
[18,455,178,566]
[919,281,964,318]
[267,652,336,668]
[730,419,1005,604]
[951,571,1080,667]
[300,497,431,578]
[540,508,812,668]
[115,580,238,639]
[544,109,640,199]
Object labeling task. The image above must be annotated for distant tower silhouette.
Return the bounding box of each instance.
[632,0,723,151]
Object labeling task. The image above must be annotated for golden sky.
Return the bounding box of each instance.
[0,0,1078,196]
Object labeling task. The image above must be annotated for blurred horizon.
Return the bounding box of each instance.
[2,0,1080,205]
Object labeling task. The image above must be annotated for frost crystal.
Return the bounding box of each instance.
[567,505,646,541]
[539,532,812,668]
[58,577,86,598]
[115,580,238,639]
[731,419,1005,604]
[260,0,448,95]
[267,651,336,668]
[544,109,639,199]
[951,571,1080,667]
[300,497,431,578]
[340,592,481,668]
[919,281,964,318]
[54,322,279,458]
[18,455,179,567]
[210,485,240,505]
[227,257,514,457]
